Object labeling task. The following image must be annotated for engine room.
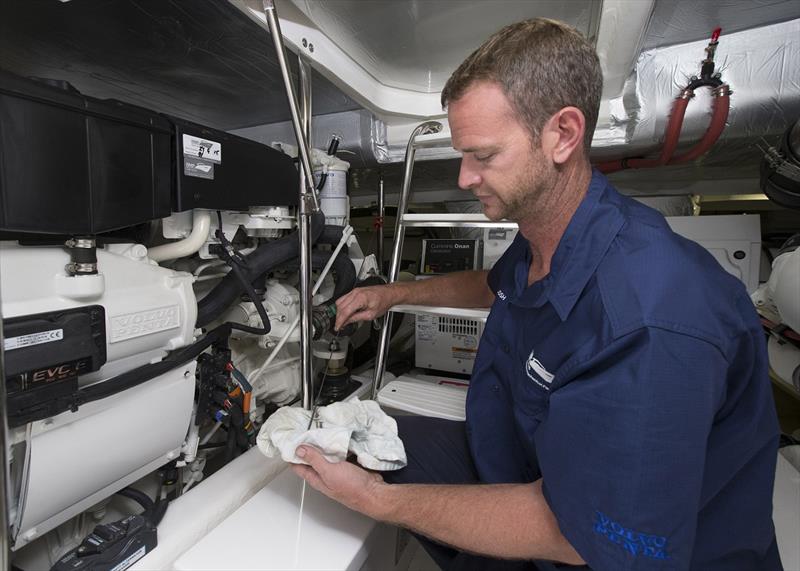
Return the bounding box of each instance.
[1,1,800,570]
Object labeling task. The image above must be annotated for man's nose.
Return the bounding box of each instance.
[458,159,481,190]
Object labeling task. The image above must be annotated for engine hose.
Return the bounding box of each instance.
[196,211,326,328]
[313,249,356,300]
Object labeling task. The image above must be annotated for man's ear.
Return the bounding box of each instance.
[540,107,586,165]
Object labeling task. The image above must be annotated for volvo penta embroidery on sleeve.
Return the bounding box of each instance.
[594,511,670,560]
[525,349,554,390]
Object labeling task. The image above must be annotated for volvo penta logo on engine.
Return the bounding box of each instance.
[110,305,181,343]
[525,349,554,391]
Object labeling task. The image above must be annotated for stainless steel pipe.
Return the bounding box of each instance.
[377,175,385,276]
[262,0,319,210]
[371,121,443,400]
[298,55,315,411]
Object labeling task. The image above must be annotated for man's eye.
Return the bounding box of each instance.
[475,153,495,162]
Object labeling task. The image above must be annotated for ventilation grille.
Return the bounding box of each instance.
[437,317,480,336]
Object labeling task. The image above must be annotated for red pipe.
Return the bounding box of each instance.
[595,86,730,174]
[668,87,730,164]
[597,94,691,174]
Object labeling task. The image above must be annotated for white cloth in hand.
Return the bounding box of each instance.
[256,400,406,471]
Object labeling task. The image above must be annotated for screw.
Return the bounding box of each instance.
[309,43,314,53]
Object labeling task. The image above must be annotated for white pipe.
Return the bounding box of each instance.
[195,271,230,283]
[148,211,212,263]
[193,260,225,276]
[251,226,353,380]
[199,422,222,446]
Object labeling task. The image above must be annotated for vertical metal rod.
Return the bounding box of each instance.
[298,56,315,411]
[371,121,442,400]
[262,0,319,210]
[0,286,10,570]
[377,175,385,276]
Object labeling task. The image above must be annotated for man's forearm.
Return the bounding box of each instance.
[369,481,584,564]
[389,270,494,309]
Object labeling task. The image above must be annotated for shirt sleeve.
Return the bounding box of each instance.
[487,232,526,293]
[535,327,727,571]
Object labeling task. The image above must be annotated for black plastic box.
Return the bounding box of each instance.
[0,70,173,235]
[169,116,299,212]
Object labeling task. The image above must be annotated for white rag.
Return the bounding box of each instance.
[256,400,407,471]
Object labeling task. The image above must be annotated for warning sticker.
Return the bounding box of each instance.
[416,315,436,342]
[452,346,478,360]
[4,329,63,351]
[184,157,215,180]
[182,134,222,163]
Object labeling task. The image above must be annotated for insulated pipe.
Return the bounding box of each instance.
[262,0,319,211]
[148,211,212,263]
[371,121,443,400]
[668,86,731,164]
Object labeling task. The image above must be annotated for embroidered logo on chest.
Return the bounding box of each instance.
[525,349,554,391]
[496,290,507,300]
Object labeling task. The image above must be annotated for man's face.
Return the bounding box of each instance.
[448,81,555,222]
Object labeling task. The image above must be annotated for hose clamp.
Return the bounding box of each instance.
[712,84,731,97]
[65,262,98,275]
[65,237,96,249]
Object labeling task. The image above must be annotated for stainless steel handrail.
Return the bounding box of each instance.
[371,121,443,400]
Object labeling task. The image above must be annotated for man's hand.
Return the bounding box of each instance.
[334,285,400,331]
[291,446,386,518]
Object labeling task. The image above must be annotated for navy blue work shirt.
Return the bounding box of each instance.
[466,170,781,570]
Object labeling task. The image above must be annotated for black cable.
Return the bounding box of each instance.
[215,211,271,335]
[78,324,231,407]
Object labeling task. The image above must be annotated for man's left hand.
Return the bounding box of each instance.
[291,446,386,518]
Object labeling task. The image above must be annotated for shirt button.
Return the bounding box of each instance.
[492,385,500,393]
[502,344,510,353]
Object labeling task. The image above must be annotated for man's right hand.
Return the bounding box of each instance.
[335,285,400,331]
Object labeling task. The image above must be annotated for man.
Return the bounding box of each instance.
[292,18,782,571]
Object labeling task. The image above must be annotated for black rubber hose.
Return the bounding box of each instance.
[312,249,356,300]
[149,499,169,526]
[196,212,326,328]
[275,245,356,301]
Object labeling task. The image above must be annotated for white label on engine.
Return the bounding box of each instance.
[109,545,146,571]
[182,134,222,163]
[110,305,180,343]
[4,329,63,351]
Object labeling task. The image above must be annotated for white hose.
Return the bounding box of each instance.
[149,211,212,263]
[251,226,353,379]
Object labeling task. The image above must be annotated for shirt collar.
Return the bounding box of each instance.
[506,169,626,320]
